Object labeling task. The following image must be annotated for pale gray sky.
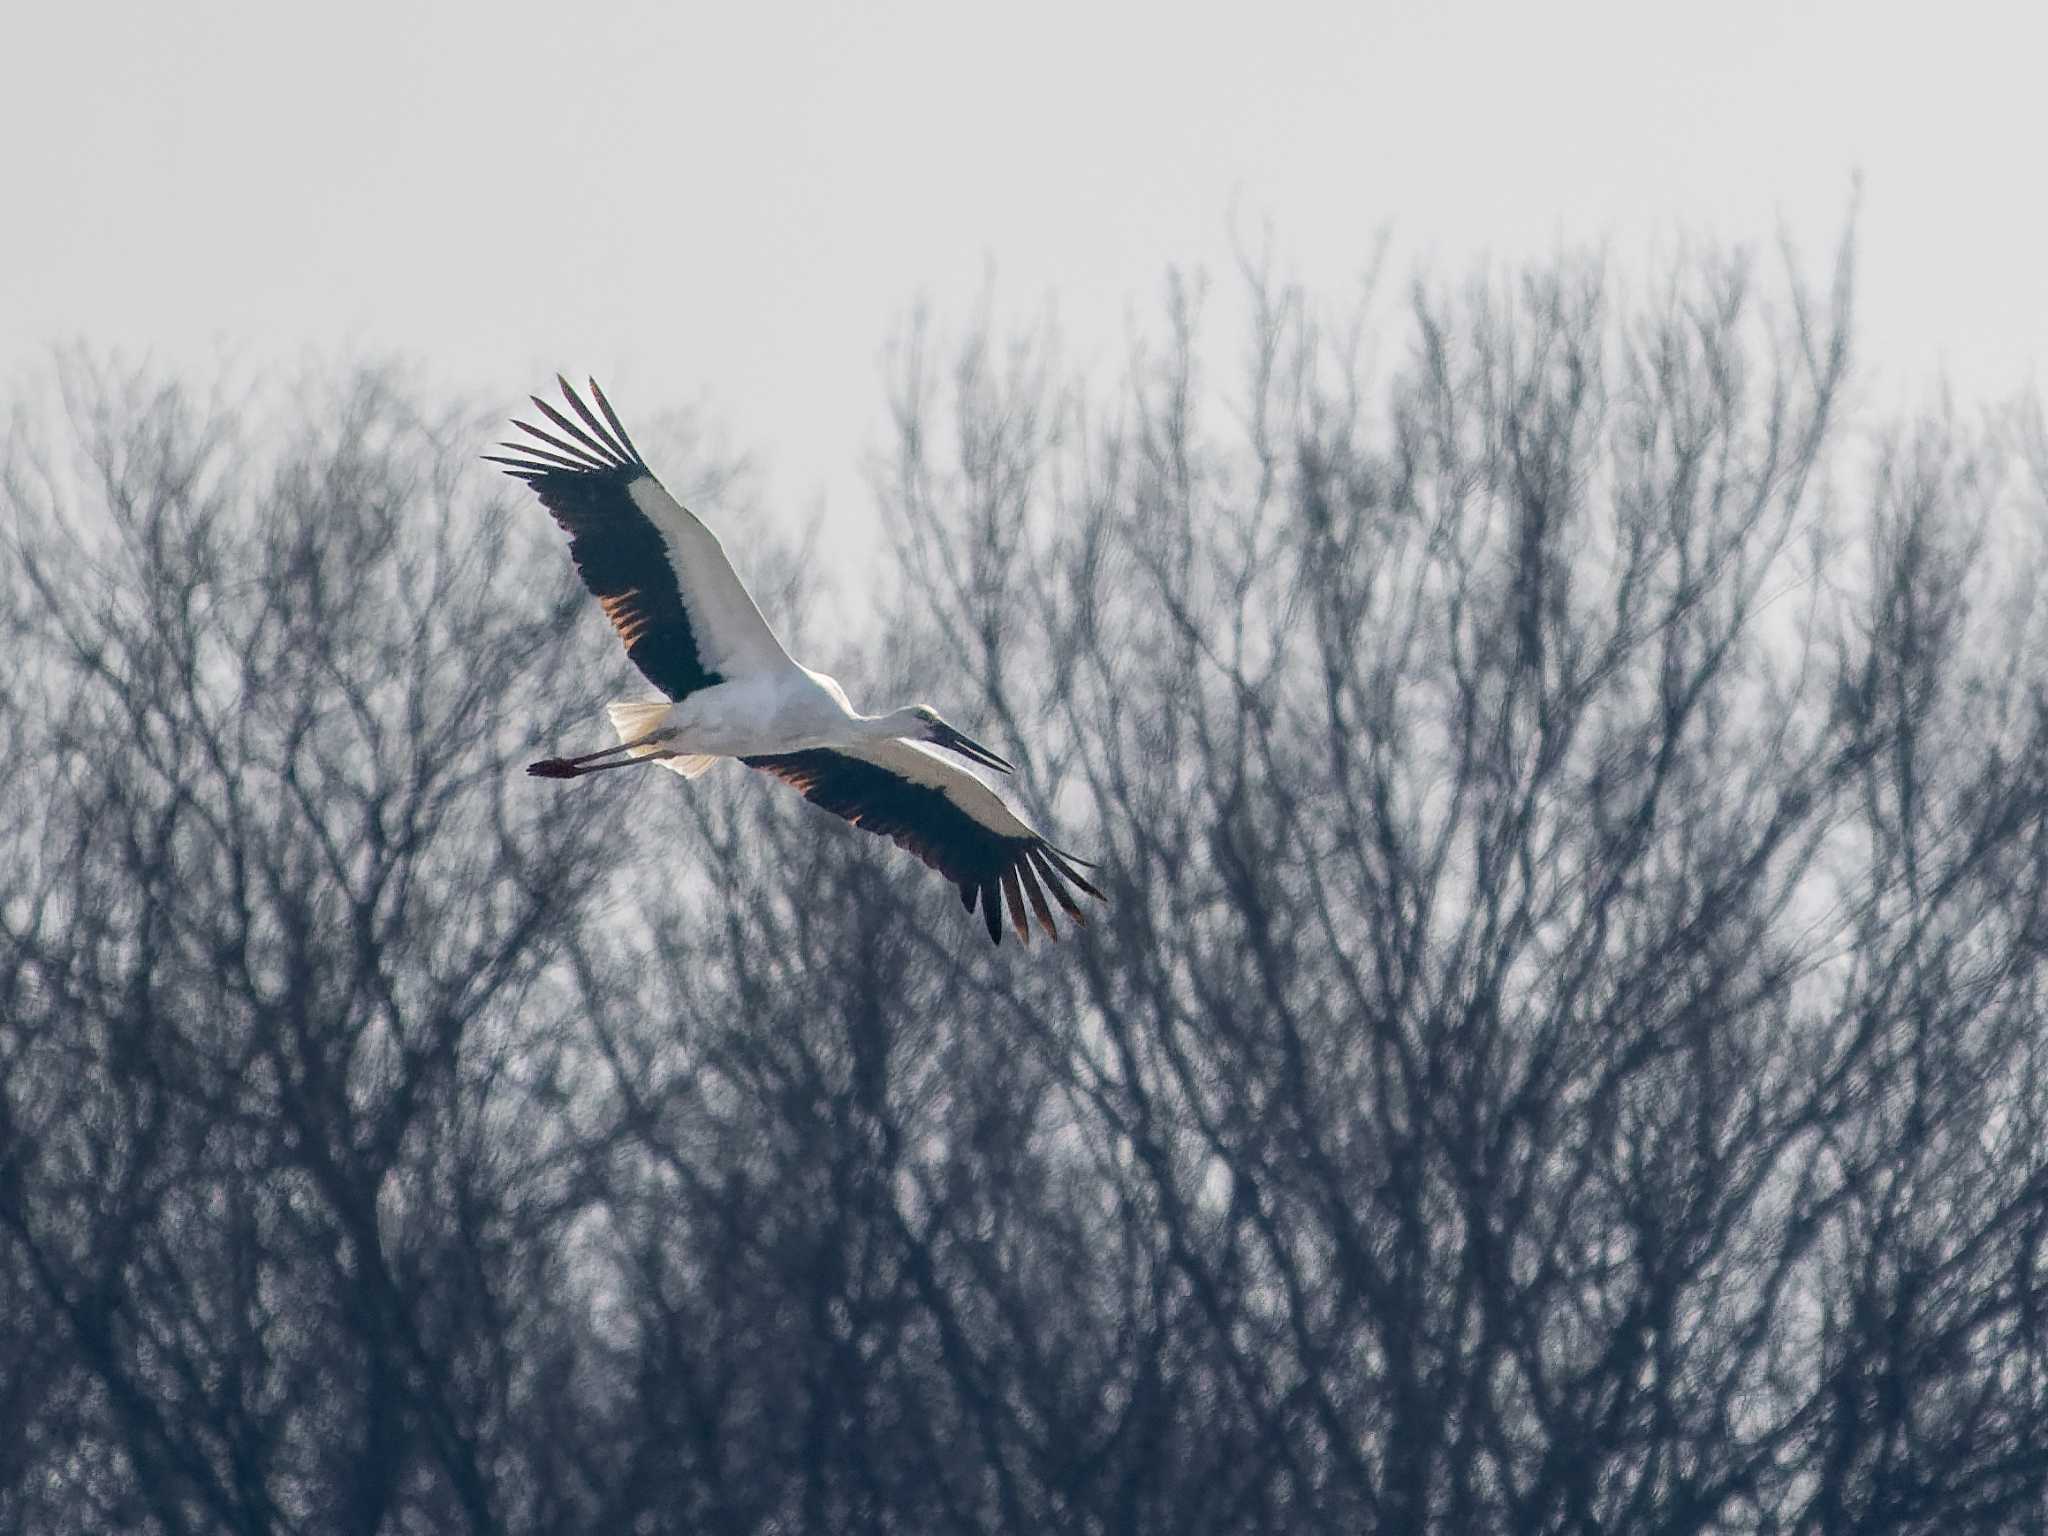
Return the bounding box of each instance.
[5,0,2042,525]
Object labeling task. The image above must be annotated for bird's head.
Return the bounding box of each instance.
[907,704,1015,774]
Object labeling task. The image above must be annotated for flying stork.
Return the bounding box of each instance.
[486,377,1104,944]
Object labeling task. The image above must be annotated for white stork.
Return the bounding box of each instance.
[486,377,1104,944]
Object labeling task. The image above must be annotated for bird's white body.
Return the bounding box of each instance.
[656,666,857,759]
[489,377,1100,942]
[610,677,1035,838]
[604,449,1034,840]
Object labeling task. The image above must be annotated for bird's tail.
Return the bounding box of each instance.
[605,700,719,780]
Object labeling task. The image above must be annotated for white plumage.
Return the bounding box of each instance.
[487,377,1104,944]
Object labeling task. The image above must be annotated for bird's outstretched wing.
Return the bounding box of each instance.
[486,377,790,701]
[742,739,1105,944]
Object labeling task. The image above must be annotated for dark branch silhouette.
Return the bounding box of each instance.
[6,233,2047,1533]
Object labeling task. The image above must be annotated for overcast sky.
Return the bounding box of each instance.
[6,0,2042,531]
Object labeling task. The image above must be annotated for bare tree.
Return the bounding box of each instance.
[6,229,2046,1535]
[0,362,657,1534]
[864,233,2048,1533]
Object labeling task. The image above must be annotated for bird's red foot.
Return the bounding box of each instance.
[527,758,581,779]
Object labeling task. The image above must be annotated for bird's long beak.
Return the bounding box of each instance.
[930,721,1015,774]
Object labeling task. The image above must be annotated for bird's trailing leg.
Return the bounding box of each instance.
[528,729,675,779]
[529,750,679,779]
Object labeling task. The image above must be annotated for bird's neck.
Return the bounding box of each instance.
[863,708,922,740]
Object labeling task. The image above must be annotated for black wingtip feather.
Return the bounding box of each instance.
[528,394,619,465]
[503,428,607,473]
[482,452,547,478]
[1043,847,1107,901]
[513,409,630,475]
[587,377,649,469]
[557,377,637,469]
[1000,866,1030,943]
[1028,847,1090,923]
[1015,857,1058,939]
